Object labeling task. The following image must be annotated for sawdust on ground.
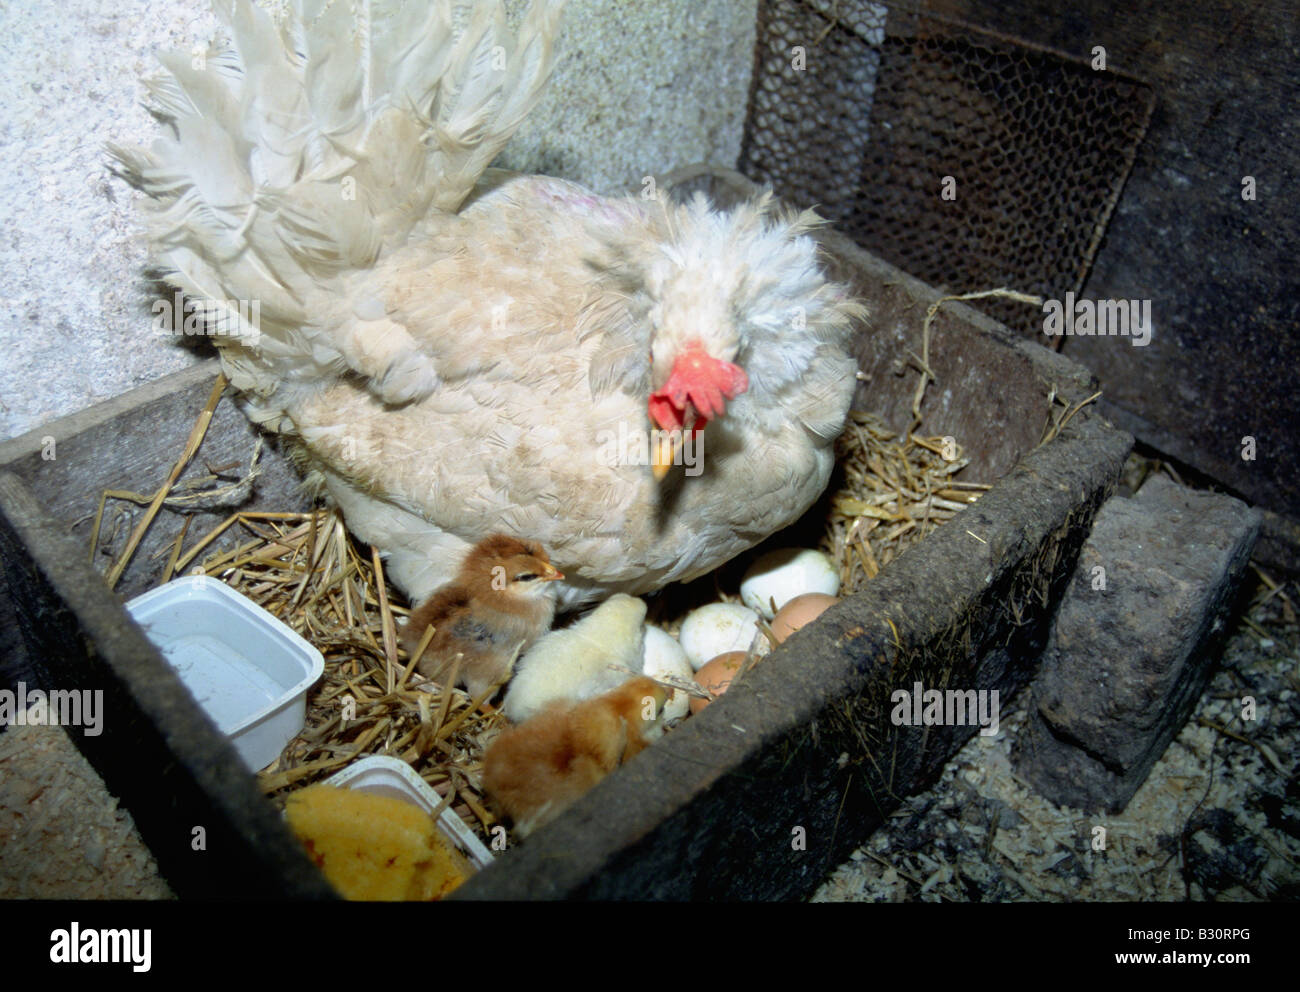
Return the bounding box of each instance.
[812,588,1299,902]
[0,715,173,899]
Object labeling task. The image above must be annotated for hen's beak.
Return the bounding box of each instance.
[648,346,746,482]
[542,563,564,581]
[652,430,685,482]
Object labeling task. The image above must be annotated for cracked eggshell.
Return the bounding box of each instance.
[678,602,766,671]
[641,625,693,722]
[740,548,840,619]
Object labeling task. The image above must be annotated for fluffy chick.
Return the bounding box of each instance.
[400,535,563,699]
[483,677,669,838]
[502,593,647,723]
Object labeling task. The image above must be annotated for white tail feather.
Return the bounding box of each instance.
[110,0,565,410]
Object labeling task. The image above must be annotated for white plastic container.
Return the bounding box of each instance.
[326,755,493,869]
[125,575,324,771]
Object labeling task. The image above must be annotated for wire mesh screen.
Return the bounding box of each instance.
[738,0,1155,336]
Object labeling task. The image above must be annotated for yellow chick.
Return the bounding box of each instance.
[502,593,648,723]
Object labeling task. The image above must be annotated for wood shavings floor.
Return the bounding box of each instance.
[0,718,172,899]
[812,589,1300,902]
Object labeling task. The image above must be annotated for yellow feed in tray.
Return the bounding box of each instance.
[285,784,471,900]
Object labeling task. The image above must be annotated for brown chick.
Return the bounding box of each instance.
[482,676,669,839]
[400,535,563,700]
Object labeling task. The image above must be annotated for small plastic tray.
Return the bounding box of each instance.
[125,575,324,771]
[326,755,494,869]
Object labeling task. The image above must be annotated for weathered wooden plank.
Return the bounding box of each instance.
[0,359,312,601]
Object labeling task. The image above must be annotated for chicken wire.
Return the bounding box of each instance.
[738,0,1155,336]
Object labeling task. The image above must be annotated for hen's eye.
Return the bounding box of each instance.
[515,573,538,582]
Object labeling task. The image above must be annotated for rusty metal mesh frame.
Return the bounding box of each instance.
[738,0,1155,336]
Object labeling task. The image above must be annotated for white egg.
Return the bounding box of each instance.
[678,603,767,671]
[640,625,694,722]
[740,547,841,620]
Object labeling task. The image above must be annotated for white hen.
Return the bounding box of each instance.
[111,0,865,609]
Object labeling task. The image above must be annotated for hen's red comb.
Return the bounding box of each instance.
[648,344,749,433]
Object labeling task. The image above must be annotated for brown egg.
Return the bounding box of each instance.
[770,593,839,643]
[690,651,748,715]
